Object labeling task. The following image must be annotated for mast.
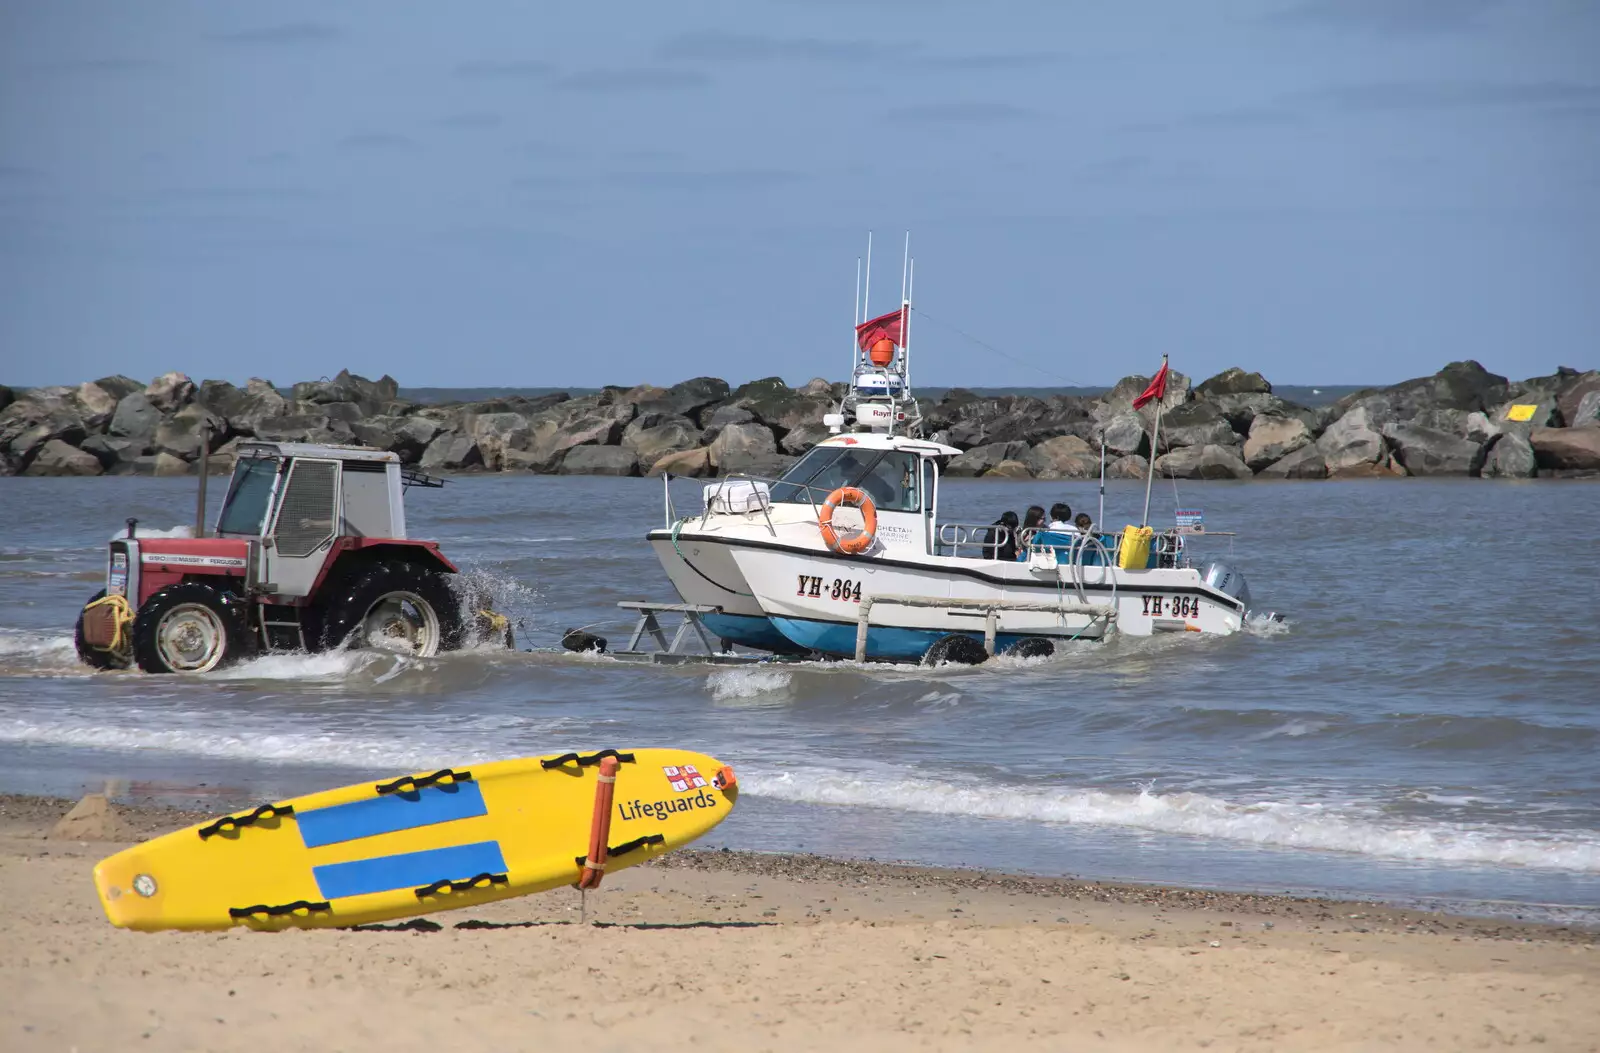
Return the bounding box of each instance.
[1140,354,1168,528]
[1098,439,1106,529]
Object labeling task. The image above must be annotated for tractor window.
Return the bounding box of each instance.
[215,457,280,537]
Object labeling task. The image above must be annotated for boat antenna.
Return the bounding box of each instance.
[1098,439,1106,529]
[903,256,914,396]
[862,230,873,324]
[853,255,863,378]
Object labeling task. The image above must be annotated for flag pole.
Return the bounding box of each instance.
[1140,354,1168,528]
[1098,439,1106,529]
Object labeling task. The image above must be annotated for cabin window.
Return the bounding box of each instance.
[768,447,920,512]
[215,456,280,537]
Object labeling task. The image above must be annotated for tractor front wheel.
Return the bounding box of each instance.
[317,561,463,658]
[74,589,130,671]
[131,583,253,674]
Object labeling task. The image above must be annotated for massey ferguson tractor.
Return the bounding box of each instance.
[73,440,505,674]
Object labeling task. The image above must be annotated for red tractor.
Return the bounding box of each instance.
[74,440,502,673]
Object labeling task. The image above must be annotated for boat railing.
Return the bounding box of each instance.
[935,522,1013,559]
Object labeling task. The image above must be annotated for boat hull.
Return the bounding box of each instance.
[647,530,804,653]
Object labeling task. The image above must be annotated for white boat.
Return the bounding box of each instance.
[648,237,1266,662]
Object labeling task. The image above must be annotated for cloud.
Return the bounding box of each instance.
[207,22,343,45]
[886,101,1034,123]
[553,68,710,93]
[657,31,881,64]
[339,133,418,152]
[454,59,554,79]
[1263,0,1500,34]
[436,112,503,130]
[1301,80,1600,112]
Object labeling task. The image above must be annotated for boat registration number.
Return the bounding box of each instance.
[797,575,862,603]
[1142,595,1200,618]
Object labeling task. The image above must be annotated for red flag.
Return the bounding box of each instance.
[855,308,904,353]
[1131,361,1170,410]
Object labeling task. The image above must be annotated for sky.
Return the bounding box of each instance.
[1,0,1596,390]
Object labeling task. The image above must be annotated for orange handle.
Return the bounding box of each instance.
[578,755,620,890]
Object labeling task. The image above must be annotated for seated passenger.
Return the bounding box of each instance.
[1048,502,1077,533]
[983,510,1019,561]
[1017,505,1047,557]
[1074,512,1093,534]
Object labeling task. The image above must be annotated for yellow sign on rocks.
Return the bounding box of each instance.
[1505,404,1538,422]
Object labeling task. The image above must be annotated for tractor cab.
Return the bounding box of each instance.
[76,441,487,674]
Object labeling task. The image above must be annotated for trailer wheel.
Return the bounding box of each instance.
[132,583,252,674]
[318,561,463,658]
[1002,637,1055,659]
[922,633,988,667]
[74,589,129,671]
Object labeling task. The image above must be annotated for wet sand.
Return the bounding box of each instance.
[2,794,1595,1051]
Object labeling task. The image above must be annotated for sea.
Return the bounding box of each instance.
[1,473,1597,924]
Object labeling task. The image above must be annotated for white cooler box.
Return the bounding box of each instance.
[704,479,771,514]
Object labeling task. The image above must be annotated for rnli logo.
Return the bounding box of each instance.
[663,764,707,793]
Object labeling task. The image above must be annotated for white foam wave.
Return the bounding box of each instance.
[1250,719,1329,740]
[110,524,192,540]
[207,648,397,682]
[706,667,794,702]
[0,630,76,659]
[743,768,1600,873]
[1244,612,1291,637]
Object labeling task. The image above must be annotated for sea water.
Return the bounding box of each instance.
[1,473,1596,923]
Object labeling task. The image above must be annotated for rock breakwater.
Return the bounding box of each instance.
[3,362,1598,480]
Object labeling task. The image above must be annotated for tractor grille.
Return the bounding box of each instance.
[274,460,338,557]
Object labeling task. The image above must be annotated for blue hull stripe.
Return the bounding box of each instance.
[297,783,487,849]
[769,616,1099,661]
[699,611,808,654]
[313,841,508,900]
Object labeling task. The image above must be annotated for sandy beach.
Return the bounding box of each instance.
[0,795,1593,1052]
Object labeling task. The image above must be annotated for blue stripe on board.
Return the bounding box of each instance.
[297,782,487,849]
[312,841,508,900]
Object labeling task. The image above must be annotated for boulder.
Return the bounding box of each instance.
[1195,367,1271,398]
[703,404,757,429]
[1482,433,1537,478]
[1099,369,1192,417]
[798,377,835,396]
[559,446,639,476]
[945,441,1030,478]
[1381,423,1485,476]
[1,396,89,469]
[623,416,702,466]
[0,384,12,412]
[350,417,400,453]
[152,404,227,462]
[393,417,441,462]
[22,439,103,476]
[648,446,712,478]
[74,382,120,430]
[1328,361,1508,429]
[80,434,143,471]
[251,414,354,445]
[108,392,162,440]
[144,371,196,413]
[707,422,780,474]
[1243,415,1313,471]
[318,401,365,424]
[1464,412,1500,444]
[1157,401,1238,452]
[985,460,1033,479]
[92,375,145,400]
[1023,435,1100,479]
[1556,371,1600,427]
[152,451,192,477]
[219,379,291,436]
[780,422,834,455]
[634,377,730,422]
[419,432,484,471]
[1489,397,1561,437]
[1151,444,1252,480]
[1316,406,1386,473]
[1530,426,1600,472]
[464,411,532,471]
[1105,455,1148,480]
[292,370,398,415]
[1205,392,1321,435]
[1256,445,1328,479]
[1097,412,1149,458]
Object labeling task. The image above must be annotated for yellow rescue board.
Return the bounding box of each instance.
[93,748,736,932]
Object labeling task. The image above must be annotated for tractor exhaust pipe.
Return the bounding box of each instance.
[193,420,210,538]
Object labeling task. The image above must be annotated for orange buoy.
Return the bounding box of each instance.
[818,487,878,555]
[868,338,896,367]
[577,754,620,889]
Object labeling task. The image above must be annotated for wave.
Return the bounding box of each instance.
[108,524,192,540]
[706,667,794,703]
[743,767,1600,873]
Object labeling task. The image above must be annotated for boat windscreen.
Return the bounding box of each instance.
[768,447,920,512]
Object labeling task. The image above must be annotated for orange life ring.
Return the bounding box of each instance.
[818,487,877,555]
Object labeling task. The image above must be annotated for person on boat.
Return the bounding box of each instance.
[1017,506,1047,556]
[984,510,1019,561]
[1048,503,1076,532]
[1074,512,1093,534]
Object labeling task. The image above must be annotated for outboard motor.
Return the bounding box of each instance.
[1199,560,1252,611]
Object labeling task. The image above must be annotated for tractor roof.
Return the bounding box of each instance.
[233,441,398,464]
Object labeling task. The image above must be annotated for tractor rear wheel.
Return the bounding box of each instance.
[131,583,253,674]
[74,589,129,671]
[317,561,463,658]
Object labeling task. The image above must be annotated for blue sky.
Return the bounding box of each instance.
[1,0,1595,389]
